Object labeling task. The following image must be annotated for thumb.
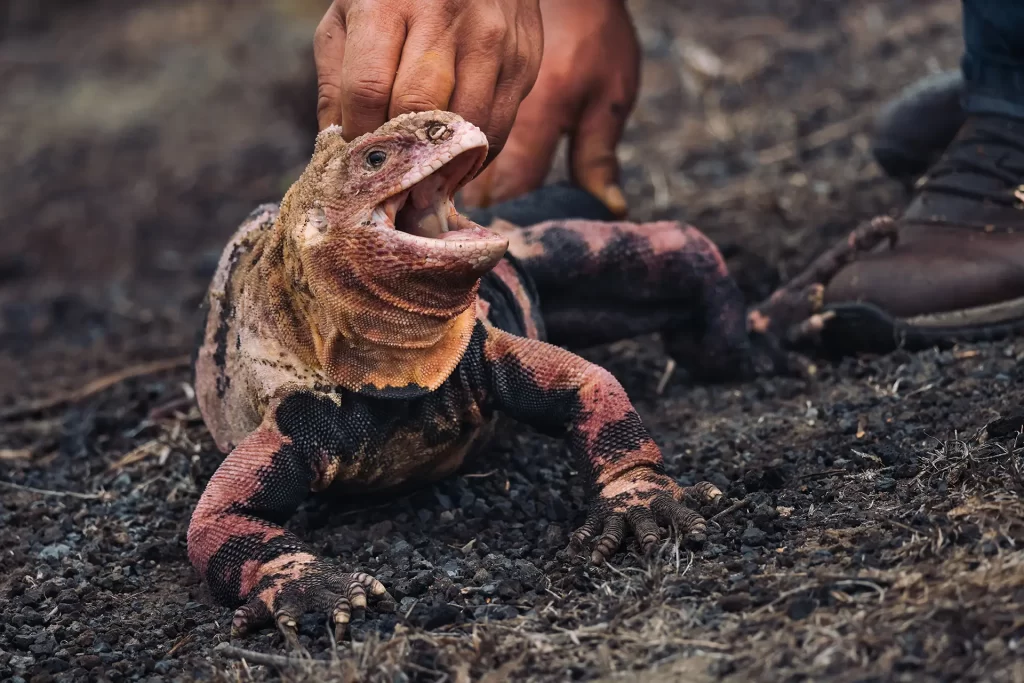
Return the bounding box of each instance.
[568,99,631,218]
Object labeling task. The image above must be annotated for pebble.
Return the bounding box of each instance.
[740,526,767,546]
[38,545,71,562]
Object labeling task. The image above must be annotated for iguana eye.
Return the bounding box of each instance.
[366,150,387,168]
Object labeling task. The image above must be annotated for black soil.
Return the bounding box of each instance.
[2,1,1023,682]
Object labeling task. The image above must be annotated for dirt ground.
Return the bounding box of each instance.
[2,1,1024,681]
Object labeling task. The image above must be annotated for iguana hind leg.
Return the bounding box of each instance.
[502,219,751,380]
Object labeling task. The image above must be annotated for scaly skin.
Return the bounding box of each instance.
[190,111,745,644]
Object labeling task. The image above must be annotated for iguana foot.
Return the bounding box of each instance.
[230,554,393,645]
[567,467,723,565]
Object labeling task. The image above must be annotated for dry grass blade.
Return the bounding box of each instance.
[0,355,190,421]
[0,479,113,501]
[108,439,161,471]
[218,645,321,670]
[755,110,875,165]
[917,431,1024,491]
[710,497,749,522]
[0,448,33,461]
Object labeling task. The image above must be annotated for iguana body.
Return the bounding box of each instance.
[189,111,751,641]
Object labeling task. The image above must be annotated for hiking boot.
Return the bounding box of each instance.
[820,113,1024,353]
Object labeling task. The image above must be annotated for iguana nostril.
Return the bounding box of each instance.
[428,123,447,140]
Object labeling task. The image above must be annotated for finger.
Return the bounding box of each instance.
[481,18,544,165]
[346,582,368,621]
[344,572,389,598]
[592,514,626,565]
[447,19,506,133]
[387,20,457,119]
[651,496,708,543]
[626,506,662,554]
[786,310,837,345]
[568,94,634,218]
[338,7,407,140]
[331,596,352,641]
[567,507,603,556]
[231,599,271,637]
[313,7,347,130]
[275,610,303,650]
[683,481,724,504]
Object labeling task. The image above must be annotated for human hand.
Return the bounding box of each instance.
[314,0,543,163]
[460,0,640,217]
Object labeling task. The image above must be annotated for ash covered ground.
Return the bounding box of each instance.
[2,1,1023,681]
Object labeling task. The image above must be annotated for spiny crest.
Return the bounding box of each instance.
[313,124,345,156]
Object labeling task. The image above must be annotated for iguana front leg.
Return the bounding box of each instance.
[187,390,393,644]
[473,324,723,563]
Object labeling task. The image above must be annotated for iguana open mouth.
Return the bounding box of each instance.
[370,126,489,241]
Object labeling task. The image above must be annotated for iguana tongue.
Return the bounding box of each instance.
[395,173,449,238]
[437,214,494,241]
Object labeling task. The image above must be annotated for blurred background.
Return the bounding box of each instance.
[0,0,961,402]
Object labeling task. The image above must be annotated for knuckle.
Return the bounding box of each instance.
[313,8,344,54]
[316,81,341,113]
[392,92,443,114]
[475,14,509,45]
[312,20,331,49]
[506,44,534,80]
[341,71,394,110]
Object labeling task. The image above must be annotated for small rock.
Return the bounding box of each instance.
[420,604,461,630]
[497,579,522,599]
[786,597,816,620]
[367,520,393,541]
[740,526,767,546]
[154,660,176,675]
[386,540,414,570]
[42,657,69,673]
[718,594,750,613]
[542,524,564,548]
[9,655,35,670]
[473,604,518,621]
[875,478,896,493]
[76,655,101,669]
[513,559,543,584]
[441,560,462,580]
[38,544,71,562]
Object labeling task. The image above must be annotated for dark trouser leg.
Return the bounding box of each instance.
[501,219,751,380]
[961,1,1024,119]
[871,2,1024,182]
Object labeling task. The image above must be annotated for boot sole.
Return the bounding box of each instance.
[821,297,1024,355]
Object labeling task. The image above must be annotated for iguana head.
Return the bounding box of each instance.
[270,111,508,395]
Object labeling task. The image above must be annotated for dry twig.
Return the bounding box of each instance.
[0,356,190,421]
[0,479,113,501]
[218,645,321,670]
[710,497,749,522]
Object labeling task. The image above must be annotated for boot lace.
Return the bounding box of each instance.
[918,119,1024,207]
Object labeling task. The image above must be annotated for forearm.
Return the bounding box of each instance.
[478,324,664,488]
[186,424,323,605]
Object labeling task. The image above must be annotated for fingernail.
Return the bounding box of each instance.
[603,185,628,217]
